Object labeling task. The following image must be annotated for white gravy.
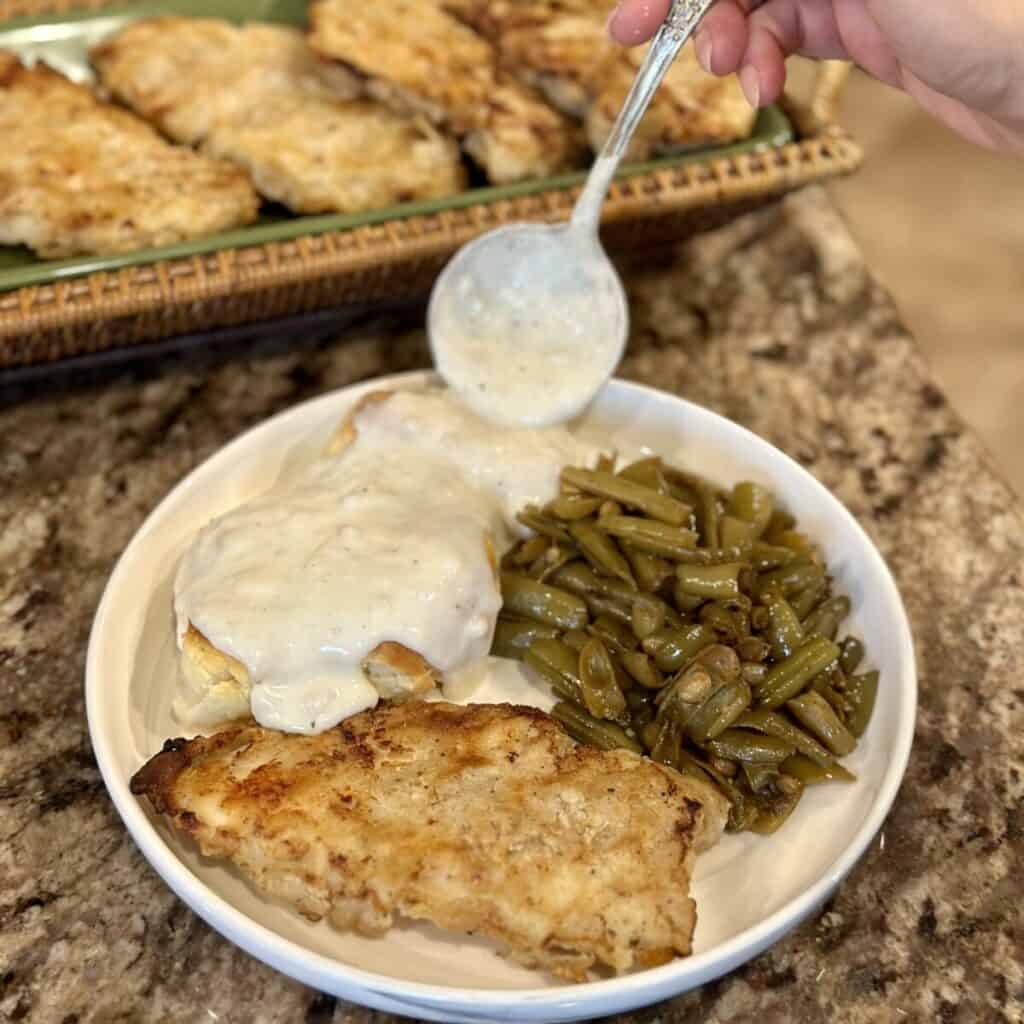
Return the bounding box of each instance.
[173,389,599,734]
[429,224,625,429]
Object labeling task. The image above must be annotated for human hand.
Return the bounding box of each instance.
[607,0,1024,155]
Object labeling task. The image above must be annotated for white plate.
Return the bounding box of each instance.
[86,371,916,1023]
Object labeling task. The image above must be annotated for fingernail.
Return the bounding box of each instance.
[739,65,761,108]
[695,29,714,73]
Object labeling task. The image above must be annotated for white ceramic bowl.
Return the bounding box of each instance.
[86,371,916,1023]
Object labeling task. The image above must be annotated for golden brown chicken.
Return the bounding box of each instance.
[442,0,755,160]
[308,0,584,183]
[0,52,258,259]
[132,701,727,980]
[91,18,465,214]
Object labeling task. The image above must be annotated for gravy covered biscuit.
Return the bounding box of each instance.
[173,388,598,733]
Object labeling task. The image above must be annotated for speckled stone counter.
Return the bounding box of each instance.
[1,186,1021,1024]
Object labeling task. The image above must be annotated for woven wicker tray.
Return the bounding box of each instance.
[0,0,861,369]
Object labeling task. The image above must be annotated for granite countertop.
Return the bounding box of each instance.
[1,186,1021,1023]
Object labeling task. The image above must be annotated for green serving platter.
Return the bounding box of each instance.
[0,0,793,293]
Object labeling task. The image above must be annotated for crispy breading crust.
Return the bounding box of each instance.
[442,0,755,159]
[308,0,584,184]
[0,52,259,259]
[131,701,728,980]
[91,18,465,214]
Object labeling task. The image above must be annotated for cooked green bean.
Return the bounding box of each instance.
[624,546,675,593]
[536,546,578,583]
[491,617,560,660]
[545,494,603,521]
[685,680,752,742]
[515,507,570,542]
[707,729,795,764]
[561,466,692,526]
[600,515,699,559]
[743,762,779,792]
[734,709,834,767]
[737,636,771,663]
[584,594,633,629]
[661,661,715,707]
[756,558,826,599]
[846,670,880,737]
[649,719,682,768]
[756,636,841,709]
[802,595,851,641]
[578,638,628,722]
[700,602,744,644]
[551,701,643,754]
[631,593,668,639]
[642,624,713,672]
[748,776,804,834]
[839,636,866,675]
[621,651,664,690]
[588,612,637,653]
[749,542,798,571]
[568,521,636,588]
[709,755,739,778]
[677,749,756,831]
[562,628,590,652]
[694,643,742,684]
[742,662,768,685]
[787,691,857,756]
[729,482,775,537]
[551,562,635,603]
[789,574,830,619]
[695,480,722,548]
[718,515,754,548]
[512,536,549,566]
[640,719,663,752]
[626,687,655,713]
[498,454,877,837]
[500,573,589,630]
[764,592,805,661]
[781,754,857,784]
[525,638,582,690]
[618,457,672,496]
[675,562,744,600]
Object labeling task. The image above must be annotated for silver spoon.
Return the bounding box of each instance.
[428,0,715,428]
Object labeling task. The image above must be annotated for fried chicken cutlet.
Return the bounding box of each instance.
[308,0,584,183]
[443,0,755,160]
[0,52,258,259]
[92,18,464,214]
[131,701,728,980]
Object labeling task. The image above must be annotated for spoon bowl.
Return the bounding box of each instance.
[427,220,628,428]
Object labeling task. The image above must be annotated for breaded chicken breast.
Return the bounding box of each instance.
[0,52,258,259]
[443,0,755,159]
[92,18,465,213]
[586,42,756,160]
[308,0,584,183]
[131,701,728,980]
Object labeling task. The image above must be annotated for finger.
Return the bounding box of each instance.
[740,23,787,106]
[607,0,670,46]
[693,1,750,76]
[744,0,849,62]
